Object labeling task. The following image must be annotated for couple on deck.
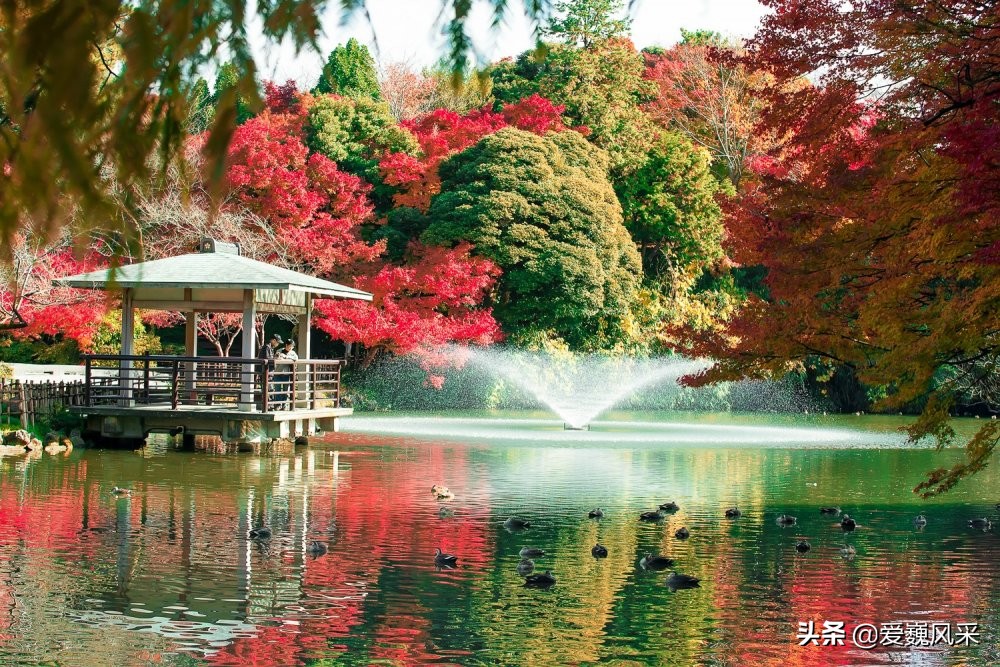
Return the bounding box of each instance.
[258,334,298,410]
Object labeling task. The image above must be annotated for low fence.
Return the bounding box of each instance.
[83,355,343,412]
[0,378,86,429]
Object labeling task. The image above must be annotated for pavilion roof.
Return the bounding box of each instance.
[55,252,372,301]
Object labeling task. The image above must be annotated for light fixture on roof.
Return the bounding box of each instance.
[199,237,241,255]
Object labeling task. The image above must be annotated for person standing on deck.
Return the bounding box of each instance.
[276,339,298,410]
[257,334,281,408]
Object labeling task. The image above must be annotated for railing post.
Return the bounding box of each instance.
[334,361,341,407]
[261,363,270,412]
[171,359,180,409]
[143,352,151,404]
[310,363,317,410]
[84,356,91,407]
[290,362,298,411]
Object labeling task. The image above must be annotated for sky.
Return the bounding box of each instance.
[248,0,769,85]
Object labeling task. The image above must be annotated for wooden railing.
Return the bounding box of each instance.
[82,355,343,413]
[0,378,86,429]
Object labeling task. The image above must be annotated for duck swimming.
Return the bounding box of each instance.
[666,572,700,590]
[840,544,856,559]
[795,540,811,553]
[725,507,742,518]
[504,517,531,531]
[434,548,458,568]
[308,541,328,557]
[516,558,535,575]
[840,515,857,531]
[588,508,605,519]
[674,527,690,539]
[111,487,131,497]
[591,543,608,558]
[659,501,680,512]
[639,509,665,522]
[776,514,797,526]
[913,515,927,527]
[819,506,841,515]
[519,546,545,558]
[438,507,455,518]
[969,517,992,531]
[524,571,556,588]
[249,526,272,540]
[639,553,674,571]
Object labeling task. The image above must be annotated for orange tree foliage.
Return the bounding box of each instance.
[688,0,1000,494]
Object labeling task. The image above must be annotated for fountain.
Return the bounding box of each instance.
[457,348,711,429]
[340,347,911,448]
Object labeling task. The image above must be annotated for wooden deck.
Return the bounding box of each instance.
[74,403,354,422]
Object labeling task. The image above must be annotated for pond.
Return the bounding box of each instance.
[0,411,997,665]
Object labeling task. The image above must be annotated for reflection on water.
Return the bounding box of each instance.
[0,412,997,666]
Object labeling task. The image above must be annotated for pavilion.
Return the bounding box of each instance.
[55,238,372,446]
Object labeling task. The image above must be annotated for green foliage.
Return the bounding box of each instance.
[679,28,724,46]
[0,362,10,379]
[374,207,431,260]
[544,0,631,47]
[186,77,215,133]
[90,311,161,358]
[306,96,418,185]
[313,38,381,100]
[213,62,255,125]
[423,127,642,350]
[37,404,85,435]
[0,336,80,364]
[491,40,657,177]
[619,132,728,278]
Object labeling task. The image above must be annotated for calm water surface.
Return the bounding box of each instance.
[0,411,998,666]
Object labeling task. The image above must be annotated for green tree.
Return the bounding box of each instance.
[185,77,214,133]
[491,39,657,178]
[544,0,631,47]
[305,96,418,185]
[213,62,255,125]
[423,128,642,350]
[313,38,381,100]
[619,132,728,278]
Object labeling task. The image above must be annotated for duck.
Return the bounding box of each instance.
[659,501,680,512]
[913,515,927,527]
[434,488,455,500]
[674,527,690,539]
[639,553,674,571]
[524,570,556,588]
[434,547,458,568]
[819,506,841,515]
[519,546,545,558]
[725,506,742,519]
[504,516,531,531]
[307,541,328,557]
[776,514,797,526]
[840,544,856,559]
[840,515,857,531]
[431,484,448,495]
[516,558,535,575]
[795,540,811,553]
[591,543,608,558]
[639,509,665,522]
[438,507,455,518]
[248,526,272,540]
[111,487,131,497]
[968,517,992,531]
[666,572,700,590]
[588,508,605,519]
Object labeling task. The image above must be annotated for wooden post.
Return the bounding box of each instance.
[84,357,92,407]
[120,288,135,406]
[240,289,256,412]
[142,352,151,404]
[184,298,198,402]
[297,293,312,410]
[171,359,180,409]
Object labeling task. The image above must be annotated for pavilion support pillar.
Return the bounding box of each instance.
[119,288,135,407]
[240,289,257,412]
[296,295,312,409]
[184,290,198,402]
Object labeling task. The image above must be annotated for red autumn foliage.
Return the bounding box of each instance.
[380,95,572,211]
